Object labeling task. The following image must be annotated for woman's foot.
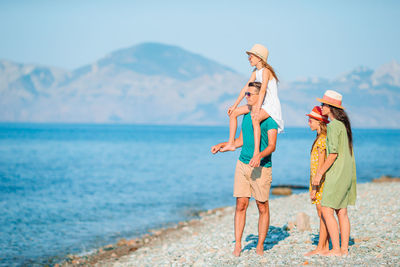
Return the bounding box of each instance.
[233,243,242,257]
[341,248,349,256]
[220,143,236,152]
[320,249,342,256]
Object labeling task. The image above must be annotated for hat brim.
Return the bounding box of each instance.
[246,51,267,64]
[306,113,329,124]
[316,98,345,109]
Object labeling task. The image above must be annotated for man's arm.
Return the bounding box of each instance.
[249,128,277,167]
[211,131,243,154]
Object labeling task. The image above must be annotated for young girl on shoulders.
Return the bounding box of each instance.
[220,44,284,161]
[305,106,330,256]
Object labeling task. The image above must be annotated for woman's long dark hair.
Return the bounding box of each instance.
[330,105,353,155]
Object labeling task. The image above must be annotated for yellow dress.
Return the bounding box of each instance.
[309,134,326,204]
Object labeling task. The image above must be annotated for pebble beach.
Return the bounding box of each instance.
[62,180,400,266]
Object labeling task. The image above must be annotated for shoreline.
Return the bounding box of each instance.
[60,176,400,266]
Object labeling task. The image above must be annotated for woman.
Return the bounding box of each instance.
[313,90,357,256]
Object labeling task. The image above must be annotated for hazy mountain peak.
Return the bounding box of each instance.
[86,42,235,81]
[372,60,400,86]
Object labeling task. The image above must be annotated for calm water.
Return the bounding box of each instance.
[0,123,399,266]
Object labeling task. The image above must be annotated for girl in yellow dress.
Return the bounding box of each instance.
[305,106,330,256]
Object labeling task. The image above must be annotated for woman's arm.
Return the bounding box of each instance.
[312,153,338,185]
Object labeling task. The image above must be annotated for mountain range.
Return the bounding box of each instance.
[1,42,399,128]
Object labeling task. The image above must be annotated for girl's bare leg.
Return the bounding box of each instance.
[304,204,330,256]
[220,105,250,152]
[336,208,350,255]
[320,206,342,256]
[251,109,270,156]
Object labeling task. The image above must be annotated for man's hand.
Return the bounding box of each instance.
[211,144,223,154]
[249,153,261,167]
[227,106,236,116]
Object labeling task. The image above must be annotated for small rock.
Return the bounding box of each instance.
[271,187,292,196]
[117,238,128,246]
[372,175,400,183]
[111,253,117,257]
[295,212,311,231]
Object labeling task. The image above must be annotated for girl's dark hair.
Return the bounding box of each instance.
[248,81,262,92]
[329,105,353,155]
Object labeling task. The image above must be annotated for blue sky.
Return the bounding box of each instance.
[0,0,399,80]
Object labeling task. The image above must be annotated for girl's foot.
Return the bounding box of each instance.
[320,249,342,256]
[233,243,242,257]
[220,143,236,152]
[256,244,264,256]
[304,249,319,256]
[341,248,349,256]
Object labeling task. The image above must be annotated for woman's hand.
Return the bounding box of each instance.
[227,106,236,116]
[312,173,322,186]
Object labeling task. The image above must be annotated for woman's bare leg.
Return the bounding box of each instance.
[320,206,342,256]
[251,109,270,155]
[220,105,250,152]
[336,208,350,255]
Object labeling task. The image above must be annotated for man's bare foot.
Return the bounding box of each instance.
[256,245,264,256]
[233,243,241,257]
[320,249,342,256]
[220,144,236,152]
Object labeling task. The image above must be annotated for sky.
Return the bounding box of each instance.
[0,0,399,81]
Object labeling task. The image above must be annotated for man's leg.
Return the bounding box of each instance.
[255,200,270,255]
[234,197,249,257]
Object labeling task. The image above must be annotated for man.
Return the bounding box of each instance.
[211,82,278,257]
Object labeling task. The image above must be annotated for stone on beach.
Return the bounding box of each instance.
[295,212,311,231]
[372,175,400,183]
[271,187,293,195]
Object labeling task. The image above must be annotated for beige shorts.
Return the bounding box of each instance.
[233,160,272,202]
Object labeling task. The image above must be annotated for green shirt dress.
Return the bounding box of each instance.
[321,119,357,209]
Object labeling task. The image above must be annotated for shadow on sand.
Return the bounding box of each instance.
[311,233,355,249]
[242,225,290,252]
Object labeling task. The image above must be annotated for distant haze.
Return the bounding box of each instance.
[1,43,399,128]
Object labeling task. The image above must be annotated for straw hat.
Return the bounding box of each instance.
[317,90,345,109]
[306,106,329,123]
[246,44,269,64]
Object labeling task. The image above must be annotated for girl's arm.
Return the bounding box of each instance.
[313,147,326,185]
[312,153,338,185]
[253,68,270,114]
[228,72,256,114]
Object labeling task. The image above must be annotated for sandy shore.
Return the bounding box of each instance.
[62,180,400,266]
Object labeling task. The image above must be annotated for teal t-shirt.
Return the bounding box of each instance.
[239,114,278,167]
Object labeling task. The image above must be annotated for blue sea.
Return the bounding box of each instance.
[0,123,399,266]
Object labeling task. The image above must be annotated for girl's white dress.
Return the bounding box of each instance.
[255,68,284,133]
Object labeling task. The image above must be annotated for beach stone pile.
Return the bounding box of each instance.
[96,182,400,266]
